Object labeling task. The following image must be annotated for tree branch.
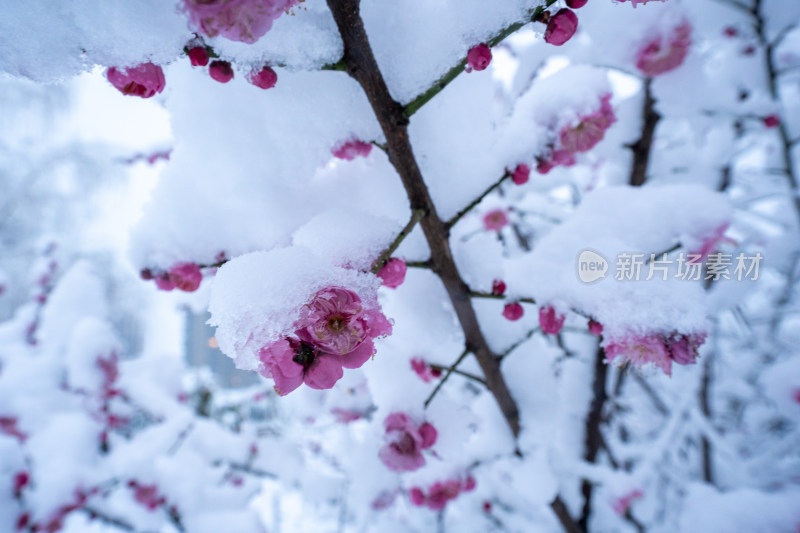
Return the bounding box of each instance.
[371,209,425,273]
[425,348,470,408]
[578,344,609,531]
[627,79,660,187]
[447,171,511,229]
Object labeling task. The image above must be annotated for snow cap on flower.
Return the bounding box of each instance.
[539,306,566,335]
[636,21,691,77]
[378,413,437,472]
[377,258,407,289]
[106,63,165,99]
[332,139,373,160]
[545,9,579,46]
[466,43,492,72]
[182,0,299,44]
[248,66,278,89]
[209,60,234,83]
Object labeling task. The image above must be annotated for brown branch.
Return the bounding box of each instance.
[578,344,609,531]
[424,348,470,408]
[324,3,580,531]
[627,79,660,187]
[370,209,425,273]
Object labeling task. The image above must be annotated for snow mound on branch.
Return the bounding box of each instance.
[292,208,401,271]
[504,184,732,338]
[208,246,383,372]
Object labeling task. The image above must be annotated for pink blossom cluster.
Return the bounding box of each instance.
[182,0,300,44]
[141,262,204,292]
[378,413,437,472]
[636,21,692,77]
[537,94,616,174]
[106,63,165,99]
[128,480,167,511]
[259,286,392,395]
[332,139,373,160]
[410,357,442,382]
[185,42,278,88]
[409,476,476,511]
[604,331,707,376]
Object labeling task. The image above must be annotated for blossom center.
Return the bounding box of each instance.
[328,315,345,332]
[292,342,317,369]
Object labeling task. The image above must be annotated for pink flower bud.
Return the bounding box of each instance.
[502,302,524,321]
[409,488,426,506]
[16,513,29,531]
[377,258,407,289]
[539,306,565,335]
[331,139,373,160]
[545,9,579,46]
[588,319,603,336]
[483,501,492,512]
[154,274,176,291]
[511,163,530,185]
[13,471,29,494]
[483,209,509,231]
[491,279,506,296]
[723,26,737,38]
[106,63,165,98]
[209,60,234,83]
[188,46,209,67]
[566,0,588,8]
[466,43,492,72]
[248,66,278,90]
[139,268,154,281]
[168,262,203,292]
[763,114,780,128]
[536,157,555,174]
[411,358,441,382]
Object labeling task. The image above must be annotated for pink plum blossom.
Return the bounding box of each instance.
[559,94,616,153]
[248,66,278,89]
[377,258,407,289]
[588,319,604,336]
[466,43,492,72]
[411,357,442,382]
[182,0,299,44]
[129,481,166,511]
[539,306,566,335]
[378,413,437,472]
[566,0,588,8]
[503,302,524,321]
[409,477,476,511]
[209,60,234,83]
[491,279,506,296]
[483,209,509,231]
[332,139,373,160]
[259,287,391,395]
[188,46,210,66]
[636,22,692,77]
[511,163,530,185]
[168,262,203,292]
[612,489,644,515]
[604,332,706,376]
[545,9,579,46]
[106,63,165,99]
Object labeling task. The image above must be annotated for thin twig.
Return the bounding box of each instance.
[425,349,470,407]
[371,209,425,273]
[447,172,511,229]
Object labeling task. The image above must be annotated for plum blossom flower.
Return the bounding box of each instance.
[566,0,588,8]
[559,94,616,154]
[248,66,278,89]
[466,43,492,72]
[332,139,373,160]
[378,413,437,472]
[483,209,509,231]
[539,306,566,335]
[511,163,530,185]
[188,46,210,66]
[209,60,234,83]
[128,481,166,511]
[168,263,203,292]
[636,21,692,77]
[545,9,579,46]
[604,332,706,376]
[259,287,392,395]
[612,489,644,515]
[182,0,300,44]
[377,258,407,289]
[106,63,165,98]
[409,477,476,511]
[503,302,524,321]
[411,357,442,382]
